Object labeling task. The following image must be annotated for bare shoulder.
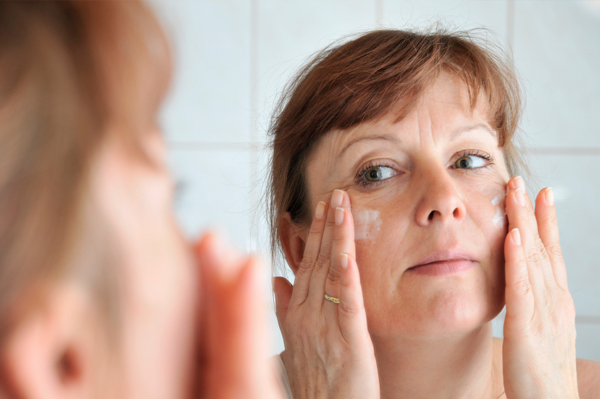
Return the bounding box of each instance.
[492,339,599,398]
[577,358,600,399]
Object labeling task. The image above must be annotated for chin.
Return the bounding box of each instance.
[425,291,503,337]
[368,288,504,340]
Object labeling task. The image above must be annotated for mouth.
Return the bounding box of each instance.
[406,251,477,277]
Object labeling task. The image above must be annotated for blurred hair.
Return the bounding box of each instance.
[0,0,172,342]
[267,29,524,273]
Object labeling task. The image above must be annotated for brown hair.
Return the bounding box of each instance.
[268,29,523,271]
[0,1,172,341]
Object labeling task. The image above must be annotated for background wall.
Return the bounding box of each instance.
[148,0,600,361]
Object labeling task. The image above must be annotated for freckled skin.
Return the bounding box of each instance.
[304,72,510,340]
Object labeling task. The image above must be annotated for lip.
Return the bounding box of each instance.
[406,250,477,277]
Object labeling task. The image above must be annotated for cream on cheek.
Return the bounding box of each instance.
[491,193,507,228]
[352,208,383,240]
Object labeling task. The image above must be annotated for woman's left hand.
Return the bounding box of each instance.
[502,176,579,399]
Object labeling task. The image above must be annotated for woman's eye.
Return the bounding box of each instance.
[364,166,396,182]
[454,155,488,169]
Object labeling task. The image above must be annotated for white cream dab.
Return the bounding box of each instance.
[491,194,506,228]
[353,209,382,240]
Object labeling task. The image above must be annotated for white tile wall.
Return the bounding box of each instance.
[150,0,252,143]
[256,0,378,141]
[527,153,600,317]
[152,0,600,361]
[382,0,509,44]
[513,1,600,149]
[168,146,254,247]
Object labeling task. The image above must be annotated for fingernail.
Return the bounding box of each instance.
[545,187,554,206]
[515,188,525,206]
[335,207,344,225]
[209,232,242,280]
[331,189,344,208]
[315,201,326,220]
[515,176,525,191]
[511,228,521,246]
[340,253,349,269]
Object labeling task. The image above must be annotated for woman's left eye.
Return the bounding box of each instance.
[453,154,490,169]
[363,165,397,182]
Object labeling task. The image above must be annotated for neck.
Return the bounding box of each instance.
[372,323,503,399]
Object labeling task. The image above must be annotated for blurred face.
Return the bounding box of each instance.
[304,72,509,340]
[91,130,197,398]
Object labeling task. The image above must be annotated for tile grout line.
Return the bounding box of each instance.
[507,0,515,55]
[529,147,600,156]
[576,315,600,325]
[375,0,383,28]
[250,0,259,146]
[249,0,261,252]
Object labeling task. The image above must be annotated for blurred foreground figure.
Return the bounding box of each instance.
[0,2,281,398]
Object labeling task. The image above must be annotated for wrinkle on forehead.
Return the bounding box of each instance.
[305,72,505,201]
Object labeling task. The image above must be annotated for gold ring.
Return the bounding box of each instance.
[324,294,340,304]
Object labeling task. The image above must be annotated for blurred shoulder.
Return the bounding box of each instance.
[577,358,600,399]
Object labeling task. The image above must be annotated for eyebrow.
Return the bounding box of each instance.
[337,134,401,159]
[451,123,496,141]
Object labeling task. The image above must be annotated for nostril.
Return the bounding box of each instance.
[453,208,460,218]
[428,211,435,221]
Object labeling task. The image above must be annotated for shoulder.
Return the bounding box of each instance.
[577,358,600,399]
[492,339,600,398]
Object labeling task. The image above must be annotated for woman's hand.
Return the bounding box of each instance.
[194,233,283,399]
[273,190,380,399]
[503,176,579,399]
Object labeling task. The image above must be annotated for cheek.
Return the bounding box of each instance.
[353,201,412,290]
[466,190,508,298]
[467,190,508,251]
[352,209,383,240]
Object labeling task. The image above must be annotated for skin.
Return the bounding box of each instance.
[1,130,282,399]
[274,72,600,398]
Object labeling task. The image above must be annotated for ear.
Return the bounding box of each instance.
[280,213,307,276]
[0,282,106,399]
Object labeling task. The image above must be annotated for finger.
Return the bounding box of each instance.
[288,201,328,307]
[194,232,245,355]
[324,206,355,306]
[273,277,293,333]
[534,187,569,290]
[338,253,370,345]
[307,189,350,307]
[193,232,250,397]
[506,177,554,292]
[504,228,535,332]
[195,231,243,282]
[207,257,283,399]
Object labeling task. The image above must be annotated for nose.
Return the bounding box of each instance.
[415,167,466,226]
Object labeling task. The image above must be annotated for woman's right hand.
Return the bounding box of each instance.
[273,189,380,399]
[195,233,283,399]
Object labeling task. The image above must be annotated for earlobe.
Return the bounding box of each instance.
[279,213,306,276]
[0,283,104,399]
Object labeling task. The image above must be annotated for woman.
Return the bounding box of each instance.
[0,2,281,398]
[270,30,600,398]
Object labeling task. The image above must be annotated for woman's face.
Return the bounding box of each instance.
[92,130,197,398]
[304,72,509,340]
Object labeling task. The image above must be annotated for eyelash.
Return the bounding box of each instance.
[354,150,495,189]
[452,150,495,170]
[355,161,398,189]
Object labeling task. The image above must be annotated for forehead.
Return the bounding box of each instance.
[315,72,495,158]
